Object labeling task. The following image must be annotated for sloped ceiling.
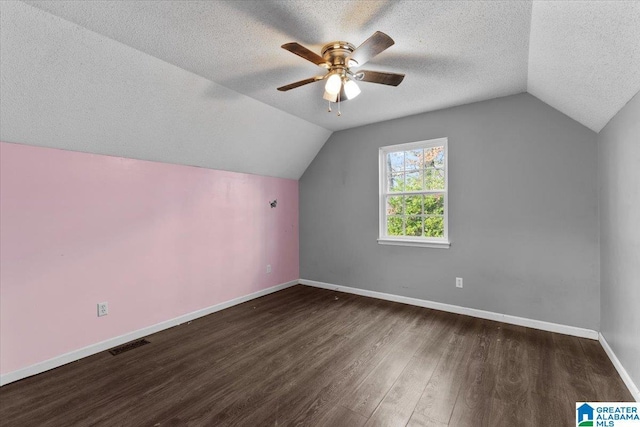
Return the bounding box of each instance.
[2,1,639,179]
[19,0,533,132]
[528,1,640,132]
[0,1,332,180]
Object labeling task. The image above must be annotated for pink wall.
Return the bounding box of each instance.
[0,142,299,375]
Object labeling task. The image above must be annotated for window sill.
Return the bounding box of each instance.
[377,238,450,249]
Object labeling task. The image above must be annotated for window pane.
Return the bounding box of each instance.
[424,194,444,214]
[424,216,444,237]
[387,151,404,172]
[425,168,445,190]
[386,196,404,215]
[406,216,423,236]
[387,216,403,236]
[405,195,422,215]
[381,139,447,243]
[405,170,422,191]
[388,172,404,192]
[405,149,423,170]
[424,146,445,168]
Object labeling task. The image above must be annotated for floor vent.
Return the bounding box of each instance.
[108,339,150,356]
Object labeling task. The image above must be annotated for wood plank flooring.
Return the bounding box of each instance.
[0,285,633,426]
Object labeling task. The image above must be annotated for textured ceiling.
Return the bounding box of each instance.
[3,1,639,181]
[1,1,331,179]
[22,0,534,132]
[528,1,640,132]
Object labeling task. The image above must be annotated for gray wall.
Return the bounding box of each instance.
[598,90,640,393]
[300,93,600,330]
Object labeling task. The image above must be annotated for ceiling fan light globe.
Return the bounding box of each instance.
[344,79,361,100]
[325,73,342,95]
[323,90,338,102]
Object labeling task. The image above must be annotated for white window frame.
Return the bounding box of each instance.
[378,137,450,249]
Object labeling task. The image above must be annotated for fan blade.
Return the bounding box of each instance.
[348,31,395,67]
[277,76,323,91]
[281,43,327,66]
[356,70,405,86]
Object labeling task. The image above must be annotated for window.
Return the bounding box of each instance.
[378,138,449,248]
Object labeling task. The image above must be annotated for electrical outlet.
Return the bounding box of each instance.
[266,264,272,274]
[97,302,108,317]
[456,277,463,288]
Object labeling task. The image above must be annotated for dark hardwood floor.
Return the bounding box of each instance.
[0,285,633,426]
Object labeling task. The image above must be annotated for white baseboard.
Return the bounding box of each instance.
[0,280,298,387]
[301,279,640,400]
[599,333,640,402]
[7,278,636,402]
[299,279,599,340]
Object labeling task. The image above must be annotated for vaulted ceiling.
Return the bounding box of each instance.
[2,1,639,179]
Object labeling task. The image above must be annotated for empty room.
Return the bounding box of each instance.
[1,1,639,426]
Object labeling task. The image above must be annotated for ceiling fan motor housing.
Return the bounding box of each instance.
[321,42,357,69]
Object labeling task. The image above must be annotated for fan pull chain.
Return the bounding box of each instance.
[328,100,332,113]
[337,91,342,117]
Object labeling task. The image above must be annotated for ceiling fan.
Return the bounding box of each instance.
[277,31,405,115]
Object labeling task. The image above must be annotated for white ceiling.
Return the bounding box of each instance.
[20,0,640,133]
[1,1,331,179]
[2,1,639,180]
[528,1,640,132]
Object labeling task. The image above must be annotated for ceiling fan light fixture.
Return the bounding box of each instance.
[343,79,361,100]
[325,73,342,95]
[278,31,404,116]
[323,90,338,102]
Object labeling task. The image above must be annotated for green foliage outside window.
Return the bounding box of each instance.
[386,146,445,238]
